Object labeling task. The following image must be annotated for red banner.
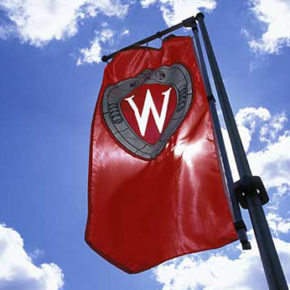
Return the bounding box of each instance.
[86,36,237,273]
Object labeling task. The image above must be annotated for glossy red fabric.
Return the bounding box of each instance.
[86,36,237,273]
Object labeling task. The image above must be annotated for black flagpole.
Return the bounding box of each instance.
[196,12,288,290]
[188,18,251,250]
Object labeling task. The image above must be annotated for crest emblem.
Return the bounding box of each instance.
[102,64,193,159]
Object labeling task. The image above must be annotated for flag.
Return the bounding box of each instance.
[86,36,237,273]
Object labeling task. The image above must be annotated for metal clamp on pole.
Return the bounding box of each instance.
[234,176,269,209]
[182,16,195,27]
[207,94,216,103]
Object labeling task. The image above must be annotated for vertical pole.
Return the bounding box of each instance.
[196,12,288,290]
[190,19,250,249]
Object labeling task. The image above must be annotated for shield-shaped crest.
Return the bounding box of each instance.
[102,64,193,159]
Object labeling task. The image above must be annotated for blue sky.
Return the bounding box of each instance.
[0,0,289,289]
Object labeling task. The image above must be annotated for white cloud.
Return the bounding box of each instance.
[77,28,115,65]
[121,28,130,36]
[235,107,271,131]
[140,0,216,26]
[267,213,290,235]
[0,25,14,40]
[220,106,290,211]
[221,107,290,188]
[0,0,129,46]
[0,223,64,290]
[248,0,290,54]
[154,232,290,290]
[248,131,290,189]
[222,107,272,181]
[260,112,287,143]
[268,184,290,211]
[101,22,109,27]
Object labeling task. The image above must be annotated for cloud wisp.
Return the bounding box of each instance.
[246,0,290,54]
[77,28,115,65]
[140,0,216,26]
[0,223,64,290]
[222,107,289,190]
[77,26,131,65]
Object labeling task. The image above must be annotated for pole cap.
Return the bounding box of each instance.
[195,12,205,20]
[102,55,108,62]
[242,240,252,250]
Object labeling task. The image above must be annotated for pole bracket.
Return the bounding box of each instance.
[234,175,269,209]
[102,55,109,62]
[207,94,216,103]
[156,31,162,39]
[234,220,251,250]
[182,16,195,28]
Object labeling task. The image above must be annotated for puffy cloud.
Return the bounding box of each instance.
[154,232,290,290]
[248,0,290,54]
[248,131,290,189]
[0,0,129,46]
[77,28,115,65]
[259,112,287,143]
[221,107,289,189]
[233,107,290,209]
[268,184,290,211]
[0,223,64,290]
[140,0,216,26]
[77,26,131,64]
[234,108,289,194]
[235,107,271,131]
[267,213,290,235]
[222,107,273,181]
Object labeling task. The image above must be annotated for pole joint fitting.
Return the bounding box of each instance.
[207,94,216,103]
[156,31,162,38]
[182,16,195,28]
[234,219,247,231]
[234,220,251,250]
[195,12,205,20]
[233,175,269,209]
[102,55,109,62]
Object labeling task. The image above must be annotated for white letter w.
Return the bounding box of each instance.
[125,88,172,136]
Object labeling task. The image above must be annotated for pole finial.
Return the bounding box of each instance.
[195,12,205,20]
[102,55,108,62]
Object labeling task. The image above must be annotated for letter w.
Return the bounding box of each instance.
[125,88,172,136]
